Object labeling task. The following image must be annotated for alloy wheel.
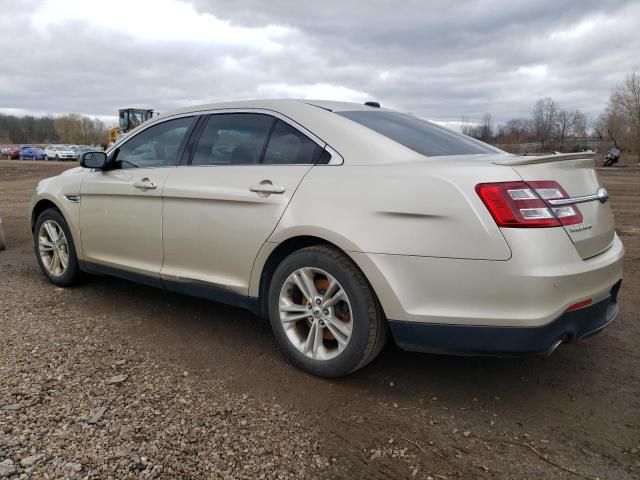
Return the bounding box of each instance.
[38,220,69,277]
[278,267,353,360]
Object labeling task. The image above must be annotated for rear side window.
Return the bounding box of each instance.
[192,113,273,165]
[337,111,501,157]
[263,120,320,165]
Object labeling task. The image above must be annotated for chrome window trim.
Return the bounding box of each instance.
[106,112,199,154]
[111,108,344,166]
[105,113,198,170]
[206,108,325,147]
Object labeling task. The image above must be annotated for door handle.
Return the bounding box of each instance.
[133,178,157,190]
[249,181,286,195]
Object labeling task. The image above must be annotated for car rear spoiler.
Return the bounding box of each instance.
[493,152,596,166]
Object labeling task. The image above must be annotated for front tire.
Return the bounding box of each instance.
[268,245,387,377]
[34,208,81,286]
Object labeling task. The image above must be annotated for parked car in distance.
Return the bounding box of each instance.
[76,145,98,157]
[29,99,624,377]
[5,145,21,159]
[44,145,77,161]
[67,145,81,159]
[19,147,46,161]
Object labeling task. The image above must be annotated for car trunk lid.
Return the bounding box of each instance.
[496,153,615,259]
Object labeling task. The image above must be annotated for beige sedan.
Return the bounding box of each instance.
[29,100,624,377]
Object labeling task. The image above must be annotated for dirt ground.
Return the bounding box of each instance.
[0,158,638,479]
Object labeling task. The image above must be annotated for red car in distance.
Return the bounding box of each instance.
[5,145,21,159]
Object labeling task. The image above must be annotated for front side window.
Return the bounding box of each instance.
[337,110,502,157]
[113,116,194,169]
[263,120,320,165]
[191,113,273,166]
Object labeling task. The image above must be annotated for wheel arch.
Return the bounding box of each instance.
[31,198,62,232]
[253,234,390,321]
[30,196,84,261]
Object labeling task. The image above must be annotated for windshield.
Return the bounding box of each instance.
[137,110,153,122]
[337,110,502,157]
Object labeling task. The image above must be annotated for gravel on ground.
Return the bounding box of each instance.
[1,159,639,479]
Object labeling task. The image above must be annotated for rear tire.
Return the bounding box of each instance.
[268,245,387,377]
[33,208,81,287]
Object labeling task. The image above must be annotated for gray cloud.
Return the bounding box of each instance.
[1,0,639,127]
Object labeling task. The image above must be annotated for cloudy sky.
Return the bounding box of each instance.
[1,0,638,128]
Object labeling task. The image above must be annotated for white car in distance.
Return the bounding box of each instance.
[44,145,77,161]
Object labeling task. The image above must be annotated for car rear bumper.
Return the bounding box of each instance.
[388,280,621,356]
[351,230,624,328]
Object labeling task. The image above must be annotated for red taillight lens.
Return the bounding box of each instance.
[476,181,583,228]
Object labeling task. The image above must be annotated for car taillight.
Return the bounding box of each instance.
[476,181,583,228]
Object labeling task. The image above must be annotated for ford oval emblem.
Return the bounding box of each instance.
[597,187,609,204]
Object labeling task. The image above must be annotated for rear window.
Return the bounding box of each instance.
[337,110,501,157]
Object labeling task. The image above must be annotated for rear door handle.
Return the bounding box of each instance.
[133,178,157,190]
[249,181,286,196]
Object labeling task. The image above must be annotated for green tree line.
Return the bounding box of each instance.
[0,113,109,146]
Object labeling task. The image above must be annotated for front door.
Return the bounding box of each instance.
[79,116,195,278]
[161,113,322,295]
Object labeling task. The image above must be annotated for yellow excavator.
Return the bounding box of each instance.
[108,108,154,145]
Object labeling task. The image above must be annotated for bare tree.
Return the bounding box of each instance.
[501,118,529,143]
[54,114,83,144]
[460,116,472,136]
[592,114,606,141]
[555,109,585,149]
[0,114,58,143]
[594,70,640,153]
[54,114,108,145]
[610,70,640,153]
[531,97,558,151]
[477,113,493,142]
[0,112,109,145]
[573,111,588,138]
[461,114,494,142]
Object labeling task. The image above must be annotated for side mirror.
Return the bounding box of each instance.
[81,151,108,169]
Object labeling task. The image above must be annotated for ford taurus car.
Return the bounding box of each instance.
[29,100,624,377]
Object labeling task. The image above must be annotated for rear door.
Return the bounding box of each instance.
[161,113,322,295]
[504,154,615,259]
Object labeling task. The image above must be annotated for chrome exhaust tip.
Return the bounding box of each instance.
[540,338,564,358]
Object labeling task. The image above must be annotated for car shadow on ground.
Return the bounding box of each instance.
[76,272,608,420]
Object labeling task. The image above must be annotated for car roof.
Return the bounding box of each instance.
[156,99,386,117]
[134,99,427,166]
